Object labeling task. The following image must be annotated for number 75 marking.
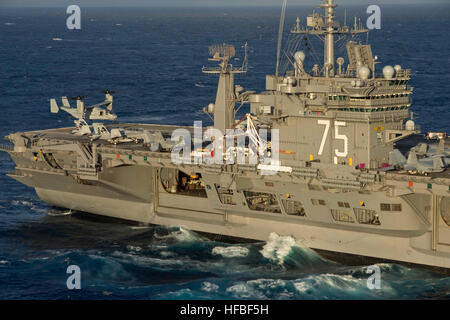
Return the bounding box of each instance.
[317,120,348,163]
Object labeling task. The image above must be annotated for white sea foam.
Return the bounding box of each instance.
[201,282,219,293]
[159,251,176,257]
[260,232,296,265]
[154,226,204,243]
[225,283,254,298]
[129,226,151,230]
[290,273,394,299]
[12,199,47,214]
[12,200,32,207]
[212,246,249,258]
[47,209,72,216]
[52,38,63,41]
[126,245,142,252]
[225,280,284,299]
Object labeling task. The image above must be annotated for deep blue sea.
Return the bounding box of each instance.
[0,4,449,299]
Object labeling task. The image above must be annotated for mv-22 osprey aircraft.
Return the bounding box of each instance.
[49,90,179,150]
[50,90,118,136]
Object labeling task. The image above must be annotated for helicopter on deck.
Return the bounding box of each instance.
[50,90,118,122]
[50,90,118,136]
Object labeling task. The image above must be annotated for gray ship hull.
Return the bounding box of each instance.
[4,136,449,272]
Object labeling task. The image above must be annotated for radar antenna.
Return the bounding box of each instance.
[202,43,248,134]
[290,0,369,77]
[275,0,288,77]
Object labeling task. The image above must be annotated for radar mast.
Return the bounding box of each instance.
[202,44,247,134]
[291,0,368,77]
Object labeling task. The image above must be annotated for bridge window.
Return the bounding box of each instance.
[311,199,326,206]
[338,201,351,208]
[380,203,402,212]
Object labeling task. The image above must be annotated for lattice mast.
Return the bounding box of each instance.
[291,0,368,77]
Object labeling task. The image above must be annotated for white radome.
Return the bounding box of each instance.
[357,66,370,80]
[383,65,395,79]
[294,51,306,64]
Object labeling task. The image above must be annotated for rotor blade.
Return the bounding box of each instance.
[84,101,110,109]
[61,96,70,107]
[69,96,87,100]
[50,99,59,113]
[100,89,116,94]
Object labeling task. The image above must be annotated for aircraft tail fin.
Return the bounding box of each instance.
[61,96,70,108]
[50,99,59,113]
[438,138,445,154]
[105,94,113,111]
[433,157,445,170]
[76,100,85,115]
[407,150,418,166]
[389,149,406,166]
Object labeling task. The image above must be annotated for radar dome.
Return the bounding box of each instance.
[294,51,306,64]
[357,66,370,80]
[394,65,402,73]
[405,120,415,131]
[383,66,395,79]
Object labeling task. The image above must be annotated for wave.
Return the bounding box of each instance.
[259,232,330,269]
[129,226,151,230]
[1,223,448,299]
[47,209,72,217]
[260,233,296,265]
[11,199,47,214]
[153,226,207,243]
[212,246,249,258]
[200,281,219,292]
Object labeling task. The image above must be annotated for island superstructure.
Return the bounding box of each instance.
[2,0,449,272]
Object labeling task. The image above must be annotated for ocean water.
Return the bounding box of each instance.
[0,4,449,299]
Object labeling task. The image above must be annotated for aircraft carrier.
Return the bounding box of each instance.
[1,0,449,272]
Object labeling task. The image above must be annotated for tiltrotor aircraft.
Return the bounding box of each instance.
[50,90,117,122]
[50,90,118,136]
